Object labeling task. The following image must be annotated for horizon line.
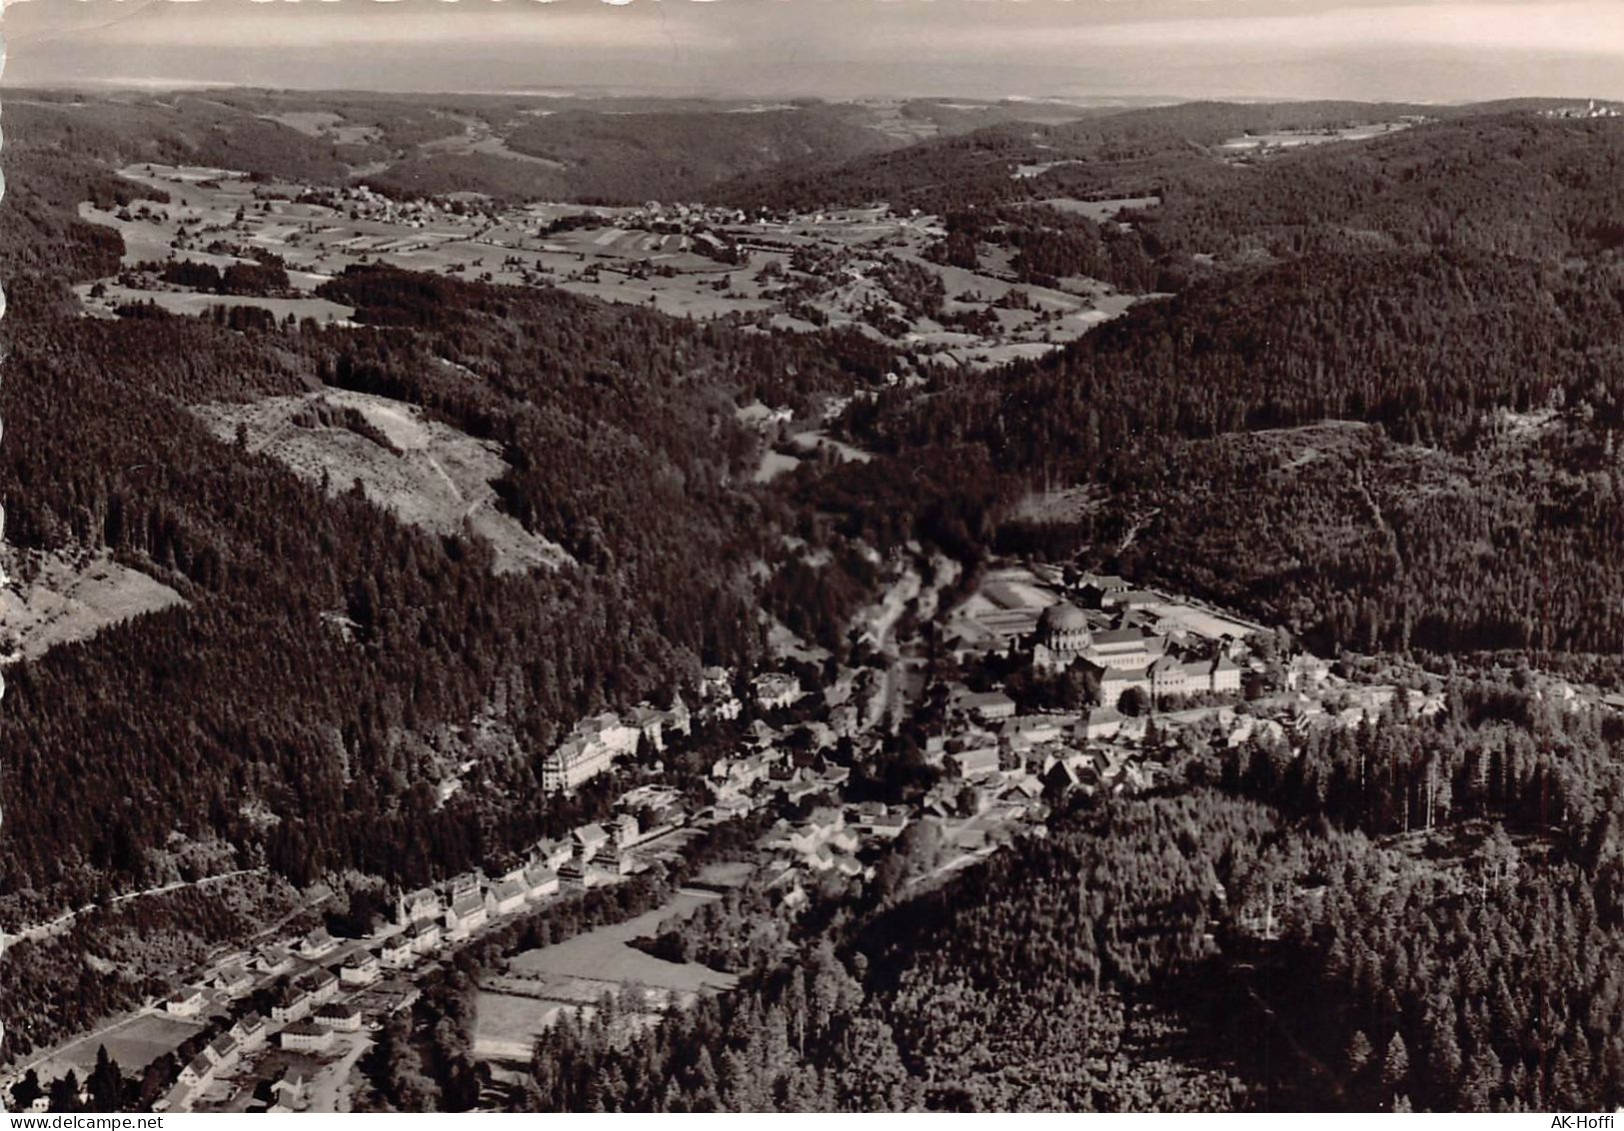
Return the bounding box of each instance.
[8,81,1621,108]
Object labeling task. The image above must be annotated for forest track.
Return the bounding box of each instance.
[3,868,263,948]
[1352,469,1405,577]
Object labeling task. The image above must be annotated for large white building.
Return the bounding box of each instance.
[753,672,805,712]
[540,703,687,792]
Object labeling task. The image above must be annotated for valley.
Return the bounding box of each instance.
[75,160,1147,371]
[2,83,1623,1116]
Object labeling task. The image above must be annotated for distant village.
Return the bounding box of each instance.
[1544,100,1623,119]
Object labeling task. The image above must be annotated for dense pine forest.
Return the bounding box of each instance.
[508,673,1623,1112]
[0,119,893,1055]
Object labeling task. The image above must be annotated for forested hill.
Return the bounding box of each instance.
[823,111,1624,661]
[1138,112,1624,263]
[0,135,889,944]
[0,91,1107,207]
[521,755,1623,1111]
[711,99,1442,212]
[864,247,1604,457]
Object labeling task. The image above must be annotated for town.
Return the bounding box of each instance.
[4,548,1490,1114]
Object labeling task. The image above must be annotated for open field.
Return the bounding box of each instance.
[506,889,735,990]
[0,547,187,661]
[33,1011,204,1082]
[691,861,757,890]
[193,390,573,574]
[474,888,737,1061]
[788,429,871,465]
[1038,195,1162,222]
[418,112,568,168]
[753,449,802,483]
[1146,601,1266,641]
[260,110,382,146]
[77,283,354,325]
[472,994,579,1061]
[1220,120,1415,153]
[1011,484,1107,524]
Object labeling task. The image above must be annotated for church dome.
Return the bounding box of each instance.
[1039,602,1090,635]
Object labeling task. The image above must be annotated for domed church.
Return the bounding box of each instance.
[1033,602,1093,671]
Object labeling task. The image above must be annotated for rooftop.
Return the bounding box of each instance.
[1092,627,1152,647]
[282,1021,330,1038]
[1038,601,1090,633]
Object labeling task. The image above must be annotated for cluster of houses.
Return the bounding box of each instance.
[707,716,854,816]
[936,696,1167,797]
[40,552,1426,1117]
[762,804,902,888]
[159,802,673,1109]
[163,937,385,1110]
[1546,100,1622,119]
[157,787,699,1112]
[290,181,498,229]
[936,661,1439,807]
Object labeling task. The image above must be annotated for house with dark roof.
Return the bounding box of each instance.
[380,934,416,969]
[204,1034,239,1069]
[280,1021,334,1054]
[299,927,338,960]
[179,1055,213,1090]
[299,968,340,1005]
[272,989,312,1024]
[255,945,294,977]
[231,1012,268,1050]
[341,950,381,987]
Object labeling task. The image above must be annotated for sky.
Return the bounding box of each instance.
[4,0,1624,103]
